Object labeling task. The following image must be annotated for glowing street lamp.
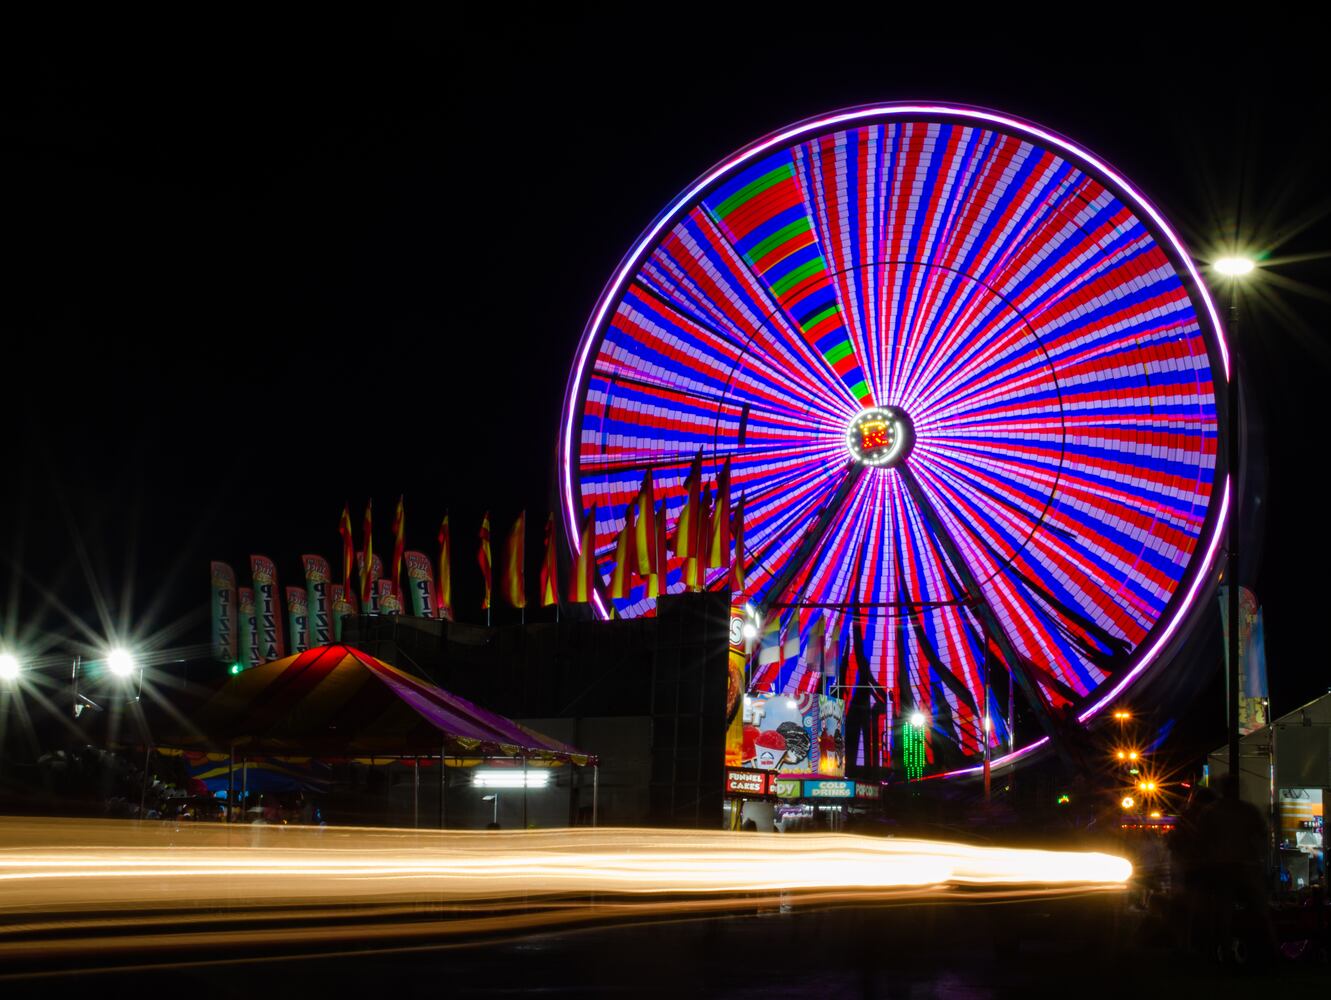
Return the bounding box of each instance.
[1121,796,1136,811]
[909,711,926,728]
[1213,256,1256,277]
[106,648,137,679]
[0,653,19,683]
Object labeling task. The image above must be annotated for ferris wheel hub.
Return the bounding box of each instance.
[845,407,914,468]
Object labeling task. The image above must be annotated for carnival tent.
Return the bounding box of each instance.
[159,644,595,764]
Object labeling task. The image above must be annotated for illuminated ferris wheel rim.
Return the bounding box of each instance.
[558,102,1232,767]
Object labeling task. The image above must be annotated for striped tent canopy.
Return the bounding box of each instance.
[160,645,595,765]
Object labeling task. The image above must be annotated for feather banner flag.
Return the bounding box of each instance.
[389,495,406,597]
[437,514,453,621]
[302,555,332,646]
[477,511,492,611]
[633,471,656,577]
[404,551,435,618]
[238,587,260,668]
[209,561,237,663]
[729,494,746,593]
[647,500,667,598]
[285,586,309,653]
[502,511,526,608]
[359,500,374,606]
[684,488,712,590]
[568,506,597,603]
[672,449,703,559]
[249,555,285,663]
[609,506,635,599]
[329,584,354,641]
[540,513,558,607]
[338,504,356,598]
[707,457,731,570]
[376,578,401,615]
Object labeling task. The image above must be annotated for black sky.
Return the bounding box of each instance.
[3,12,1329,746]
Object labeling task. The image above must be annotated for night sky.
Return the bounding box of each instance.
[4,13,1329,753]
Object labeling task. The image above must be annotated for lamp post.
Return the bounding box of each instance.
[1214,256,1255,796]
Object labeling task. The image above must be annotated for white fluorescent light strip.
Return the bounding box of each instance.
[472,770,550,789]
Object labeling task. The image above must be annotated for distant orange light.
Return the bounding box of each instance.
[1121,796,1135,810]
[1149,810,1162,819]
[1127,751,1139,761]
[1116,751,1127,761]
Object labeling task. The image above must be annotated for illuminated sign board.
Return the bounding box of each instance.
[804,780,854,799]
[774,779,802,799]
[855,783,881,800]
[725,769,769,796]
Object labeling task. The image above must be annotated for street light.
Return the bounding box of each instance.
[909,711,926,728]
[106,648,137,679]
[0,653,19,683]
[1213,252,1257,798]
[1214,256,1256,277]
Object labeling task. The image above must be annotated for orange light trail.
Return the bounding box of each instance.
[0,818,1130,973]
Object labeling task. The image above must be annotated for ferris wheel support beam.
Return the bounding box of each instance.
[895,460,1076,769]
[753,461,865,617]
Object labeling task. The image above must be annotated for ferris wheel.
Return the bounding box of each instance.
[558,104,1229,778]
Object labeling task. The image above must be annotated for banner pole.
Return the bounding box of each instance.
[592,764,599,827]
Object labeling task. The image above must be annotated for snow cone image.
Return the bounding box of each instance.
[754,729,787,770]
[742,725,759,764]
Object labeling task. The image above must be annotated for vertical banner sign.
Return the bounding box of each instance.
[724,605,747,767]
[285,587,309,653]
[1220,586,1269,735]
[238,587,260,668]
[302,555,332,646]
[376,578,401,615]
[329,584,354,641]
[209,561,237,663]
[249,555,286,663]
[404,551,435,618]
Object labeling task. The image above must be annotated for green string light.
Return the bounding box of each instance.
[903,719,927,781]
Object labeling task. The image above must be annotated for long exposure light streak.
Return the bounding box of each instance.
[0,818,1129,973]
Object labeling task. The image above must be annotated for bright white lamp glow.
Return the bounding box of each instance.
[909,711,926,728]
[1213,256,1256,277]
[107,648,136,678]
[0,653,19,682]
[472,769,550,789]
[741,622,757,641]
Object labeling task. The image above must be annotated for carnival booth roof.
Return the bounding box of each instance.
[161,645,594,764]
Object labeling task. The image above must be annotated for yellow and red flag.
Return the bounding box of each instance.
[359,499,374,606]
[729,493,746,593]
[477,511,492,611]
[568,506,597,603]
[647,500,667,598]
[540,513,558,607]
[684,487,713,590]
[609,507,635,599]
[672,449,703,559]
[502,511,526,608]
[338,504,355,597]
[437,514,453,621]
[389,495,406,596]
[633,471,656,576]
[707,457,731,570]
